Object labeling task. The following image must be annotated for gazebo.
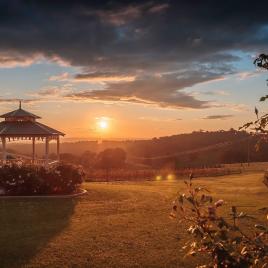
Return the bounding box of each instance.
[0,102,65,166]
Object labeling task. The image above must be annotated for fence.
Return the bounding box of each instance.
[85,167,243,182]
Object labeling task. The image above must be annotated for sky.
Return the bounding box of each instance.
[0,0,268,140]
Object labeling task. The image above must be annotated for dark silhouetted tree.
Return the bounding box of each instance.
[95,148,126,170]
[79,150,96,169]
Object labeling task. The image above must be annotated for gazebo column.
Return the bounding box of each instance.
[32,137,36,163]
[1,137,6,163]
[56,136,60,162]
[45,137,49,167]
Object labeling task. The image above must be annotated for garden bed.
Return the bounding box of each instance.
[0,163,85,196]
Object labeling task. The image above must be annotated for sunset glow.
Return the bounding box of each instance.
[0,1,267,141]
[1,2,268,268]
[97,117,109,131]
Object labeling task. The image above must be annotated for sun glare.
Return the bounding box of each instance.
[97,117,109,131]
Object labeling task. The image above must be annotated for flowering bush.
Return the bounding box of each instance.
[0,164,85,195]
[170,175,268,267]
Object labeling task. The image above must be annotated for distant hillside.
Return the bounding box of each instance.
[124,129,254,168]
[3,129,268,168]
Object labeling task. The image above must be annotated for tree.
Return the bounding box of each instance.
[59,153,79,164]
[79,150,96,169]
[95,148,126,170]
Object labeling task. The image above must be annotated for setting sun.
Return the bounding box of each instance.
[97,117,109,131]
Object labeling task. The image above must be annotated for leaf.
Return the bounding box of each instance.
[214,199,224,208]
[237,212,255,219]
[239,122,253,130]
[178,194,184,204]
[255,107,259,119]
[169,212,176,219]
[187,249,196,256]
[260,95,268,102]
[218,218,229,229]
[254,224,267,231]
[232,236,242,244]
[241,246,247,255]
[186,196,194,205]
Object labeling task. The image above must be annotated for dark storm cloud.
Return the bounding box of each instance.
[1,0,268,108]
[2,0,267,69]
[202,115,234,120]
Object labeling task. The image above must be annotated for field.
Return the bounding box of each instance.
[0,172,267,268]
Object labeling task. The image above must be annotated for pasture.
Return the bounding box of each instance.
[0,172,267,268]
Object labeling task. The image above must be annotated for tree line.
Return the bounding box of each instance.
[46,129,268,170]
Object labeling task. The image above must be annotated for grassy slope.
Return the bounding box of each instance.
[0,173,267,268]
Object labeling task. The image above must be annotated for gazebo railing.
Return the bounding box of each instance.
[0,158,59,168]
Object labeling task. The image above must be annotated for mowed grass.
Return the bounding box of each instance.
[0,173,267,268]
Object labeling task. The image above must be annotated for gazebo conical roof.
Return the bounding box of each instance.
[0,108,41,119]
[0,103,64,137]
[0,121,64,136]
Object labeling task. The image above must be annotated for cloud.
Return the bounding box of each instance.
[221,103,249,112]
[31,86,72,98]
[0,98,40,104]
[202,114,234,120]
[0,52,39,68]
[138,116,179,122]
[66,71,223,109]
[0,1,266,71]
[0,1,268,108]
[49,72,70,81]
[236,71,260,80]
[190,90,230,97]
[148,3,169,14]
[95,5,144,26]
[75,72,136,82]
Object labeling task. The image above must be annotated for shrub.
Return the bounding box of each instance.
[0,163,85,196]
[170,175,268,267]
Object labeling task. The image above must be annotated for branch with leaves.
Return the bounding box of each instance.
[239,53,268,156]
[170,176,268,268]
[254,54,268,70]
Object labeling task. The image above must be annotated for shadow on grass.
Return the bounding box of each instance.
[0,198,76,268]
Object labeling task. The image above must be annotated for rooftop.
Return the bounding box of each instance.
[0,101,41,119]
[0,102,64,137]
[0,121,64,136]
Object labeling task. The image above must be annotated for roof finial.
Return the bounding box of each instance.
[19,100,22,109]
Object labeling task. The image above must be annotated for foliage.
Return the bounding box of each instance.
[170,176,268,267]
[79,150,96,168]
[240,54,268,136]
[95,148,126,170]
[254,54,268,70]
[55,130,268,169]
[0,163,84,195]
[58,148,127,171]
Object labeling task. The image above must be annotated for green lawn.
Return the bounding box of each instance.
[0,173,267,268]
